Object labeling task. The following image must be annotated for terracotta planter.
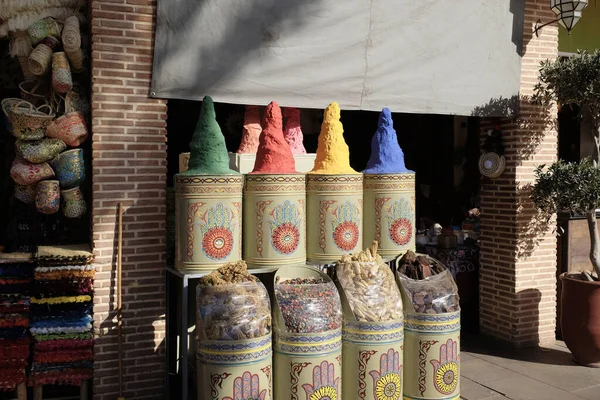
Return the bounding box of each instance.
[306,174,364,264]
[62,187,87,218]
[560,273,600,367]
[363,173,416,260]
[243,174,306,269]
[46,111,88,147]
[36,180,60,215]
[174,175,243,272]
[50,149,85,189]
[16,139,67,164]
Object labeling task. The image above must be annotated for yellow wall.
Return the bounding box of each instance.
[559,3,600,53]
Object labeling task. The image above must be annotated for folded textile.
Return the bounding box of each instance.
[29,368,93,386]
[34,278,93,297]
[31,314,92,328]
[0,264,34,278]
[0,367,27,390]
[35,338,93,351]
[0,295,29,314]
[34,270,95,280]
[34,349,93,364]
[0,327,27,339]
[0,340,30,360]
[0,357,28,369]
[35,332,93,342]
[31,302,92,317]
[31,295,91,305]
[30,324,92,335]
[0,314,28,328]
[31,360,93,372]
[35,265,95,272]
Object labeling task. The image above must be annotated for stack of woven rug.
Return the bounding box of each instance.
[30,245,94,386]
[0,254,34,391]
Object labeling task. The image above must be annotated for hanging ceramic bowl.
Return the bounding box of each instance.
[62,186,87,218]
[14,183,37,204]
[46,111,88,147]
[36,180,60,215]
[16,138,67,164]
[10,157,55,186]
[52,52,73,94]
[9,101,55,140]
[478,152,506,179]
[50,149,85,189]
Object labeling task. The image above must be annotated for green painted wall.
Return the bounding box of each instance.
[559,3,600,53]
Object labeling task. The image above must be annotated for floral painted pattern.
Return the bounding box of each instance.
[302,361,339,400]
[386,199,413,246]
[198,203,235,260]
[331,201,360,252]
[269,200,301,255]
[369,348,402,400]
[430,339,459,395]
[223,371,267,400]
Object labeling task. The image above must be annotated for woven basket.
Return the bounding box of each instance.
[64,83,90,115]
[62,16,81,50]
[478,152,506,179]
[9,100,55,140]
[27,17,62,45]
[28,37,59,76]
[17,56,36,81]
[65,48,83,72]
[19,80,49,107]
[52,52,72,94]
[1,98,22,133]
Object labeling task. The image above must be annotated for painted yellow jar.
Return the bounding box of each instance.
[342,320,404,400]
[306,174,363,264]
[363,173,416,260]
[174,175,243,272]
[197,335,273,400]
[243,174,306,269]
[403,312,461,400]
[273,266,343,400]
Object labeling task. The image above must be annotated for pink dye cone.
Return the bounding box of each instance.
[237,105,262,154]
[283,107,306,154]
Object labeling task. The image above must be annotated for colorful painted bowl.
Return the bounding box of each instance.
[10,157,55,186]
[46,111,88,147]
[16,138,67,164]
[14,183,37,204]
[36,180,60,215]
[50,149,85,189]
[62,187,87,218]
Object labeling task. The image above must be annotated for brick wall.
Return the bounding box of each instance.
[91,0,168,398]
[479,0,558,346]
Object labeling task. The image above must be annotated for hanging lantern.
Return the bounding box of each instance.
[551,0,588,31]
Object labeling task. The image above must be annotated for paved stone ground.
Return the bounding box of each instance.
[460,335,600,400]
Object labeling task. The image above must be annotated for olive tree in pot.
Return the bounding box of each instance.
[532,49,600,367]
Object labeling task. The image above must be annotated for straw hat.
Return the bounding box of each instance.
[478,152,506,179]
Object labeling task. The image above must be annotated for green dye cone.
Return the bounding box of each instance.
[181,96,239,175]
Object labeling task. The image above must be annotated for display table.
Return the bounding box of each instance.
[417,244,480,332]
[166,267,278,400]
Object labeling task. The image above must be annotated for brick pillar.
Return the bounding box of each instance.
[479,0,558,346]
[91,0,168,398]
